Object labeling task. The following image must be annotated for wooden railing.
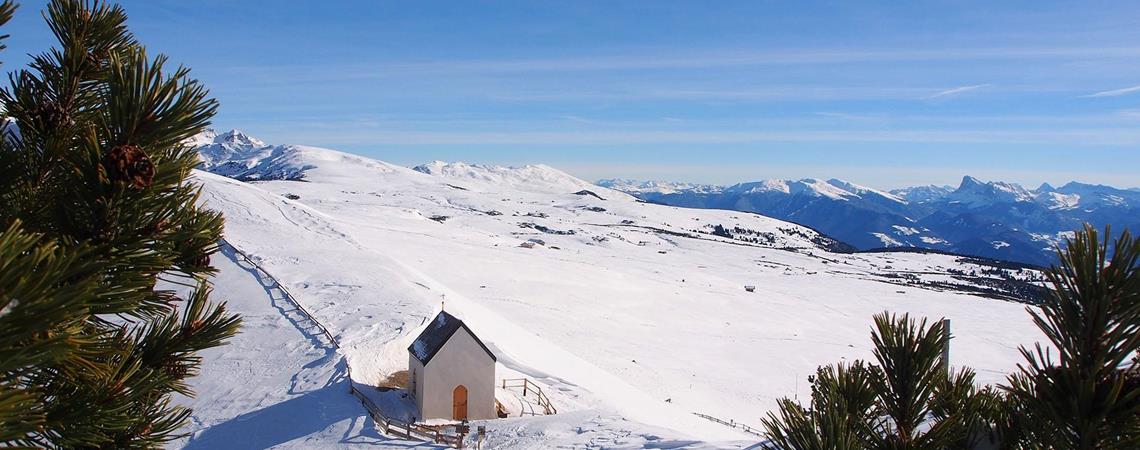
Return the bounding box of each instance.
[350,384,465,448]
[221,240,340,350]
[692,412,764,437]
[501,378,557,415]
[222,239,469,448]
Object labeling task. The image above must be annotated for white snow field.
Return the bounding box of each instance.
[167,243,422,449]
[176,132,1048,448]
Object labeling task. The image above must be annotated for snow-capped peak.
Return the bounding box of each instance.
[189,128,267,149]
[890,185,953,204]
[595,179,723,195]
[1052,181,1140,209]
[826,178,907,204]
[414,160,621,196]
[1038,191,1081,210]
[214,129,266,148]
[957,175,986,190]
[606,177,910,204]
[792,178,857,201]
[738,179,791,195]
[412,161,567,183]
[187,128,218,148]
[192,129,317,181]
[947,175,1034,207]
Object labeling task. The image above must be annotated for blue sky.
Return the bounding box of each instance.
[4,1,1140,189]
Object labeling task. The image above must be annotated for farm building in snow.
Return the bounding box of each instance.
[408,310,497,421]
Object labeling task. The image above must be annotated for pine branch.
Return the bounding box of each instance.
[0,1,240,447]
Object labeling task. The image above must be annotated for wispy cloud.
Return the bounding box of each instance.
[1119,109,1140,120]
[259,127,1140,147]
[1085,84,1140,98]
[924,84,990,99]
[559,115,603,124]
[218,46,1140,78]
[492,86,933,102]
[815,111,887,122]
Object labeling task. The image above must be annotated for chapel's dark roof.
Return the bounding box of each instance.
[408,310,497,366]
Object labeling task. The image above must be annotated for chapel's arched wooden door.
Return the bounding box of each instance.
[453,385,468,420]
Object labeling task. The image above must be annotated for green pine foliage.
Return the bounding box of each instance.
[763,225,1140,449]
[761,361,878,450]
[762,313,992,449]
[0,1,241,447]
[1004,225,1140,449]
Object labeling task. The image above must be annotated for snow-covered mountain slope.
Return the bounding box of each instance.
[597,178,725,195]
[164,243,390,449]
[602,174,1140,266]
[599,176,938,252]
[414,160,628,197]
[826,179,906,203]
[185,132,1050,448]
[891,185,955,204]
[944,176,1036,207]
[193,129,362,182]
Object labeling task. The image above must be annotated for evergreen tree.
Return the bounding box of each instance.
[763,312,991,449]
[1004,225,1140,449]
[764,225,1139,449]
[761,361,878,450]
[0,1,241,447]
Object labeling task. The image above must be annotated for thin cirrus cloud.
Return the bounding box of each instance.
[214,46,1140,79]
[391,46,1140,73]
[924,84,991,99]
[261,127,1140,147]
[488,86,935,103]
[1085,84,1140,98]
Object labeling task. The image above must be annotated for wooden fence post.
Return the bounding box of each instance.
[941,318,951,375]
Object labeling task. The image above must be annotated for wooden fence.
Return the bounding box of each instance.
[692,412,764,437]
[222,239,468,448]
[501,378,557,415]
[221,240,340,350]
[350,384,464,448]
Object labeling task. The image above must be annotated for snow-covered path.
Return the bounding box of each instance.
[170,243,423,449]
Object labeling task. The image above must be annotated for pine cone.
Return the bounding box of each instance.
[178,320,206,340]
[104,144,155,188]
[85,47,110,69]
[176,250,210,271]
[163,361,188,379]
[144,219,169,236]
[195,252,210,268]
[32,101,73,131]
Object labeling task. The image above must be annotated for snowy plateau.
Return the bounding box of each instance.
[176,130,1050,449]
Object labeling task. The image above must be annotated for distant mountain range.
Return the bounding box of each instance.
[190,129,1138,267]
[598,176,1140,266]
